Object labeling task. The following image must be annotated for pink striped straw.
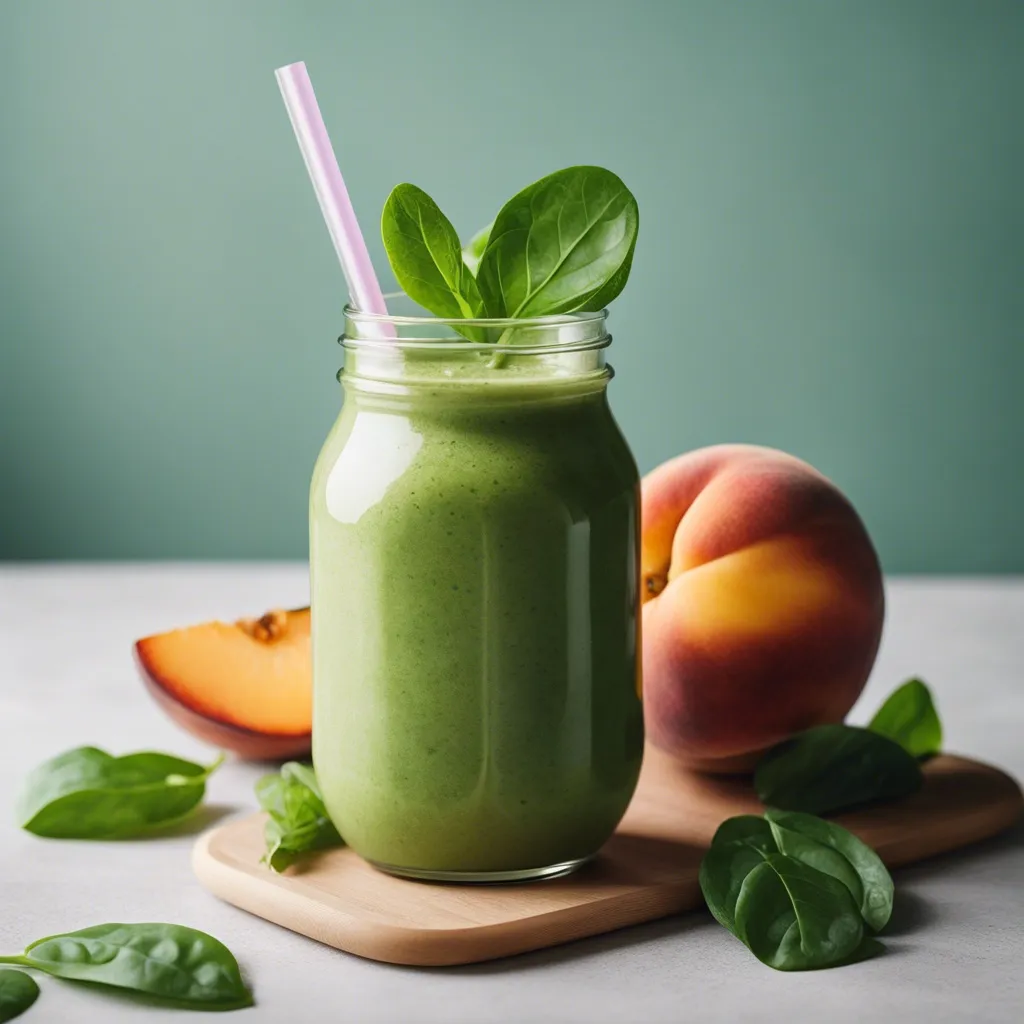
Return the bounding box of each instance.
[275,61,393,333]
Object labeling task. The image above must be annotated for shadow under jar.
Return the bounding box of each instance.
[310,299,643,882]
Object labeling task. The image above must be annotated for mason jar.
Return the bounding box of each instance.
[310,300,643,882]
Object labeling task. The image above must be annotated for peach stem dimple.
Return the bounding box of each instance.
[644,574,668,602]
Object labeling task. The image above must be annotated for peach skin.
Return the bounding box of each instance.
[641,445,884,772]
[136,607,312,760]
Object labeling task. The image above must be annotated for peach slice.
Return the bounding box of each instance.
[135,607,312,760]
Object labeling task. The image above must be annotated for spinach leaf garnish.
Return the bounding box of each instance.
[752,678,945,815]
[0,923,252,1010]
[461,221,492,276]
[17,747,223,840]
[754,725,922,816]
[255,761,342,872]
[0,970,38,1022]
[736,854,867,970]
[381,183,485,321]
[765,810,894,932]
[699,811,893,971]
[380,166,638,329]
[868,677,943,758]
[475,166,638,318]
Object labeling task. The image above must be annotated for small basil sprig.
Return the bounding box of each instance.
[868,677,942,758]
[0,923,252,1011]
[17,747,224,840]
[699,812,892,971]
[255,762,342,872]
[0,970,38,1022]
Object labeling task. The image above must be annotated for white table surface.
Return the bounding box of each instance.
[1,564,1022,1023]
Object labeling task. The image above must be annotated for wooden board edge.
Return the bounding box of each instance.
[850,757,1024,869]
[192,756,1024,967]
[193,830,700,966]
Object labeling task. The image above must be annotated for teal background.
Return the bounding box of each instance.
[1,1,1021,571]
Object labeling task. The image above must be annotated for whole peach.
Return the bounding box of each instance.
[641,445,884,772]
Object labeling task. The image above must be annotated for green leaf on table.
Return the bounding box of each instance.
[710,815,777,850]
[0,970,39,1022]
[765,810,894,932]
[735,854,867,971]
[868,678,943,758]
[475,165,638,318]
[16,747,223,839]
[698,816,776,931]
[0,923,252,1010]
[255,761,342,872]
[381,183,486,323]
[754,724,923,816]
[699,811,892,972]
[462,221,492,276]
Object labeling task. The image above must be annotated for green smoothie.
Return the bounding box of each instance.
[310,339,643,880]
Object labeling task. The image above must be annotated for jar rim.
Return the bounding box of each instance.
[345,296,608,331]
[343,295,611,353]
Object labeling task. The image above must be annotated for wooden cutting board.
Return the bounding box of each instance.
[193,748,1022,967]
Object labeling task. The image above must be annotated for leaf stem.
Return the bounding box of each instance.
[487,327,516,370]
[0,955,31,966]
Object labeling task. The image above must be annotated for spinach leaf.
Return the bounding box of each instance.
[754,724,922,816]
[256,761,342,872]
[475,166,638,318]
[0,970,38,1022]
[0,924,251,1010]
[462,222,492,276]
[735,854,867,971]
[381,183,485,321]
[698,817,776,931]
[765,810,894,931]
[838,936,887,966]
[868,678,943,758]
[700,812,891,971]
[710,814,777,851]
[17,747,223,839]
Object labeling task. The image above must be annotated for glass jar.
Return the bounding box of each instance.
[310,300,643,882]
